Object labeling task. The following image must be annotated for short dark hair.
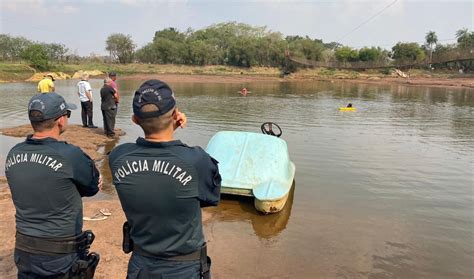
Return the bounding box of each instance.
[29,110,56,132]
[135,104,174,135]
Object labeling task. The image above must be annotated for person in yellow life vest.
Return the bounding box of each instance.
[37,74,55,93]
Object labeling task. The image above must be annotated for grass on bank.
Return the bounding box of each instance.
[60,63,281,77]
[0,64,35,82]
[0,62,468,83]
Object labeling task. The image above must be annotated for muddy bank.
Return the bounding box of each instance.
[1,62,472,89]
[120,73,474,89]
[0,124,124,161]
[120,73,280,83]
[297,76,474,89]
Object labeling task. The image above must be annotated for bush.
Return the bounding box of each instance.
[21,44,50,71]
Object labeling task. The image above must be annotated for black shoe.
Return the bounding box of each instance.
[82,125,88,128]
[88,125,98,128]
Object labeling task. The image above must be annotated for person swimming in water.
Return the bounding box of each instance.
[240,88,249,96]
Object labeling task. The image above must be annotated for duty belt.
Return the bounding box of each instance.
[15,231,93,255]
[133,244,205,261]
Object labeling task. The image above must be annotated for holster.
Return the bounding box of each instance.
[16,230,100,278]
[200,243,211,279]
[122,221,134,254]
[70,252,100,279]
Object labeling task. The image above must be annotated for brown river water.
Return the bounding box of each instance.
[0,79,473,278]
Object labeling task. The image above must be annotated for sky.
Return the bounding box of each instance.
[0,0,472,56]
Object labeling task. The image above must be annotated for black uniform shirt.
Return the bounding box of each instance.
[5,136,100,238]
[109,137,221,257]
[100,84,116,110]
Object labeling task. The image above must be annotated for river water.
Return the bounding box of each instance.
[0,79,473,278]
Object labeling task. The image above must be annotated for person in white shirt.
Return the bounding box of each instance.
[77,73,97,128]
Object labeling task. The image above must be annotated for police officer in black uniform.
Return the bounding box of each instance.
[5,93,102,278]
[109,80,221,279]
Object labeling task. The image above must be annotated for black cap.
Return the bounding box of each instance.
[108,71,117,77]
[28,93,77,121]
[133,79,176,119]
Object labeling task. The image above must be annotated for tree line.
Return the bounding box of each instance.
[1,22,473,72]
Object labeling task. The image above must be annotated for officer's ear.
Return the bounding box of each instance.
[132,115,139,125]
[56,114,67,130]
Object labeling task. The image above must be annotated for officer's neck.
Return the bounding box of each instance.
[32,127,61,140]
[144,129,175,142]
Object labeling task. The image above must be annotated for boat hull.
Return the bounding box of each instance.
[254,190,290,214]
[206,131,295,213]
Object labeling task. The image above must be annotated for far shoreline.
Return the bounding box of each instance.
[1,63,473,89]
[120,73,474,89]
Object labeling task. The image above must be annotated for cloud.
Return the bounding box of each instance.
[1,0,78,15]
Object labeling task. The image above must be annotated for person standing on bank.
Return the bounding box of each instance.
[100,77,117,138]
[109,79,221,279]
[77,73,98,128]
[37,74,55,93]
[5,93,102,278]
[108,72,120,105]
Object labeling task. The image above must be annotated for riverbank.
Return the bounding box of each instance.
[1,62,472,89]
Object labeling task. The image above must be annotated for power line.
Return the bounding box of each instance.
[338,0,399,42]
[348,38,458,49]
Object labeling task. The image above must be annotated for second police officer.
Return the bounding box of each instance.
[109,79,221,278]
[5,93,102,278]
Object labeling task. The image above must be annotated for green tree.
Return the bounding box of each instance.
[43,43,69,62]
[186,40,221,65]
[456,28,474,48]
[254,33,286,67]
[151,39,187,64]
[425,31,438,62]
[21,44,50,71]
[286,36,325,61]
[335,47,359,62]
[153,28,186,43]
[227,37,258,67]
[358,47,384,62]
[105,33,136,63]
[135,43,159,63]
[391,42,426,63]
[0,34,32,61]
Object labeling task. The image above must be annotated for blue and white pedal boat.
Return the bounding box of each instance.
[206,131,295,213]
